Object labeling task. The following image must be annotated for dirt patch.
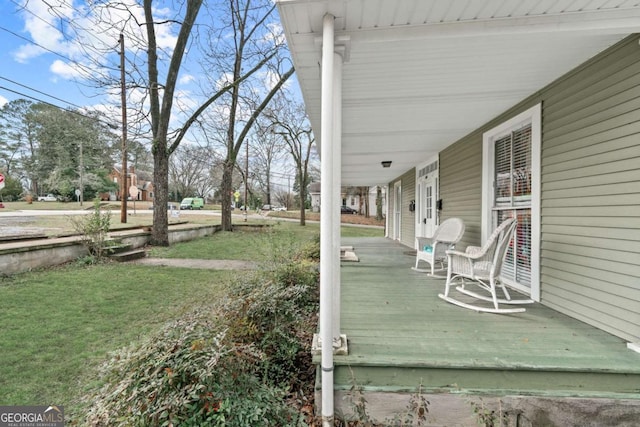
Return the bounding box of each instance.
[133,258,257,270]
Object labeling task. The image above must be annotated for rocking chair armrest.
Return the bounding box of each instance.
[465,245,483,256]
[445,249,468,258]
[446,247,484,261]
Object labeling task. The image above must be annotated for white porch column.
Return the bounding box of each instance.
[319,12,335,425]
[331,49,343,345]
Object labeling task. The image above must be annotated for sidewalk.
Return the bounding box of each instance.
[133,257,257,270]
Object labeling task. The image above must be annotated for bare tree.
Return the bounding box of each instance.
[266,95,317,226]
[29,0,293,243]
[206,0,295,231]
[169,145,219,200]
[376,186,384,221]
[249,123,287,206]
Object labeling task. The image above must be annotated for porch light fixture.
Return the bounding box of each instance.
[381,161,392,168]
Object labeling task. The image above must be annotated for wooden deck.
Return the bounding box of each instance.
[321,237,640,404]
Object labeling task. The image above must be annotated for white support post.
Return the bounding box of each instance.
[332,50,343,347]
[319,12,335,426]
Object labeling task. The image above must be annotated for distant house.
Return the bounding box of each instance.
[104,166,154,202]
[309,181,386,215]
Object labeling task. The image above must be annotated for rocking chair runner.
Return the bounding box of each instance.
[438,217,534,314]
[412,218,465,277]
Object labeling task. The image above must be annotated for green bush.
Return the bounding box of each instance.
[79,232,320,426]
[82,309,303,426]
[69,199,112,260]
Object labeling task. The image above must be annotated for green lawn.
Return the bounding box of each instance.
[150,221,383,259]
[0,264,233,410]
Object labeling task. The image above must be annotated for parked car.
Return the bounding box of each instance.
[261,204,272,211]
[272,206,287,211]
[341,205,358,214]
[37,194,58,202]
[180,197,204,210]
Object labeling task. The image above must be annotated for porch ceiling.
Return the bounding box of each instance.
[277,0,640,186]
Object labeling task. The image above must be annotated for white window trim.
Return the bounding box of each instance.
[481,103,541,302]
[393,180,402,241]
[415,156,439,230]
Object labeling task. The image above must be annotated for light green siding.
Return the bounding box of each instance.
[399,169,416,248]
[439,130,483,250]
[439,35,640,343]
[540,35,640,343]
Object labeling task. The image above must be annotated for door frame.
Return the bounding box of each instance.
[415,158,439,241]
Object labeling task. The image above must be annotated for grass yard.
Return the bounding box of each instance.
[0,263,233,414]
[150,221,383,259]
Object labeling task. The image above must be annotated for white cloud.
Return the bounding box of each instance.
[174,89,198,111]
[13,0,65,63]
[50,60,86,80]
[216,72,234,90]
[0,95,8,107]
[262,69,290,92]
[14,0,179,80]
[179,74,195,85]
[263,22,286,47]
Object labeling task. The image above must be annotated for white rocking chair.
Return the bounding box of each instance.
[412,218,465,277]
[438,218,534,314]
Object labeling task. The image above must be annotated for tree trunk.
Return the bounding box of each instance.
[220,160,234,231]
[152,149,170,246]
[299,176,306,226]
[376,186,383,221]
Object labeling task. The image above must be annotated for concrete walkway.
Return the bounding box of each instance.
[132,257,257,270]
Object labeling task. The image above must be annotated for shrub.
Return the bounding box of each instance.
[78,230,320,426]
[81,309,303,426]
[69,199,112,260]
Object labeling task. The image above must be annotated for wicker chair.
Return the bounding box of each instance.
[412,218,465,277]
[438,217,533,313]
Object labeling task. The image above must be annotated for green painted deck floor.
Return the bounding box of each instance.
[325,237,640,398]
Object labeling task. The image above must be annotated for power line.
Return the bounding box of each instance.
[0,75,85,111]
[0,85,117,129]
[0,24,120,78]
[0,25,76,64]
[7,0,121,70]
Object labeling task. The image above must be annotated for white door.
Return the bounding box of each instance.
[417,177,437,237]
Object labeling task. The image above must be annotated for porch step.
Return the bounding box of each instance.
[109,248,147,262]
[104,242,132,255]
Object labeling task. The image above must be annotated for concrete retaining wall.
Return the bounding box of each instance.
[0,224,225,276]
[326,390,640,426]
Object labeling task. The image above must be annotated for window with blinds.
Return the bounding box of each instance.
[493,124,532,288]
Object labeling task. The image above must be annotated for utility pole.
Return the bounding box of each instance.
[78,140,83,206]
[119,33,128,223]
[244,139,248,222]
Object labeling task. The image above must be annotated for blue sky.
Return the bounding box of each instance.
[0,0,188,119]
[0,1,295,131]
[0,1,105,109]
